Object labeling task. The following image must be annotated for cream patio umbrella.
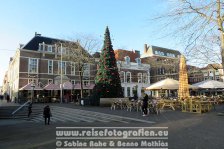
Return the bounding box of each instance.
[145,78,197,90]
[178,55,190,100]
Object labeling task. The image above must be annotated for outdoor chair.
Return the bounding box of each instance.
[111,99,123,110]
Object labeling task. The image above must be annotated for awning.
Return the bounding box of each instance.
[43,83,60,90]
[63,81,73,90]
[192,80,224,89]
[145,78,198,90]
[19,83,43,91]
[74,83,95,89]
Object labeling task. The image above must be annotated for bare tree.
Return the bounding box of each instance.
[56,34,101,99]
[154,0,224,67]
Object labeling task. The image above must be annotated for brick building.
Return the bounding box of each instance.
[4,33,96,102]
[141,44,181,84]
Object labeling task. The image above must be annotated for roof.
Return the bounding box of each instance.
[145,78,197,90]
[114,49,140,62]
[201,64,223,70]
[22,34,71,51]
[92,52,101,58]
[192,80,224,89]
[151,45,181,56]
[63,81,73,90]
[43,83,60,90]
[19,83,42,90]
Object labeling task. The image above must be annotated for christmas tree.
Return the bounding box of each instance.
[94,26,123,98]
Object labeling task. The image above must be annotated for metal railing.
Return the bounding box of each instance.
[11,100,31,116]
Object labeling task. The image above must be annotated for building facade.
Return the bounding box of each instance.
[141,44,181,84]
[201,64,224,82]
[114,49,151,97]
[3,33,96,102]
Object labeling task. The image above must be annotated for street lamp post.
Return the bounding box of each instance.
[31,82,35,102]
[60,43,63,103]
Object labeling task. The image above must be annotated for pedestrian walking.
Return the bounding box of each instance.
[142,93,148,116]
[43,105,52,125]
[6,95,10,102]
[27,102,32,119]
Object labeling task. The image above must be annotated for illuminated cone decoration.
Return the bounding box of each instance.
[178,55,190,100]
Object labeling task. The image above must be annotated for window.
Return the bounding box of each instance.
[71,80,75,85]
[29,58,38,73]
[47,45,52,52]
[48,79,53,84]
[124,56,130,64]
[209,76,214,80]
[135,58,141,65]
[38,44,43,51]
[167,53,175,57]
[143,73,148,83]
[71,62,75,75]
[216,76,220,81]
[28,79,37,85]
[126,72,131,83]
[119,71,125,83]
[157,68,161,75]
[155,50,164,56]
[83,63,90,76]
[48,60,53,74]
[117,61,121,71]
[58,61,66,75]
[58,47,67,54]
[83,80,90,86]
[138,73,142,83]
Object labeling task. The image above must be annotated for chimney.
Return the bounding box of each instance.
[144,44,148,53]
[19,44,24,48]
[134,50,140,57]
[35,32,41,36]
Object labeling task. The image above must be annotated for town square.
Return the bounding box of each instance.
[0,0,224,149]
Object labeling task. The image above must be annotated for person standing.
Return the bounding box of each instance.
[142,93,149,116]
[43,105,52,125]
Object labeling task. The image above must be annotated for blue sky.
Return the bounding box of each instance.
[0,0,180,86]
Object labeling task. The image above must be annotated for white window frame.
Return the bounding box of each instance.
[28,58,38,73]
[83,63,90,76]
[143,73,148,83]
[124,56,130,64]
[119,71,125,83]
[47,45,52,52]
[71,62,75,75]
[138,73,142,83]
[58,61,66,75]
[48,60,53,74]
[136,58,141,65]
[48,79,53,84]
[126,72,132,83]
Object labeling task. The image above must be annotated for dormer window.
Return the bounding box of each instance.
[117,61,121,71]
[124,56,130,64]
[38,43,44,51]
[47,45,52,52]
[135,58,141,65]
[58,47,67,54]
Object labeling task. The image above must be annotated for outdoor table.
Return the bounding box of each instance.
[192,101,215,113]
[160,100,176,111]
